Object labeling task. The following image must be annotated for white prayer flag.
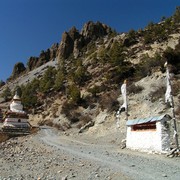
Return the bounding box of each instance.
[119,81,127,112]
[165,63,172,106]
[116,80,128,128]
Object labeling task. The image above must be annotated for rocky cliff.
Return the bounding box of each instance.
[8,21,113,80]
[57,21,113,59]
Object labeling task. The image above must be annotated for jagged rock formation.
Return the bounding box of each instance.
[57,21,112,60]
[81,21,112,42]
[27,57,39,71]
[11,62,26,79]
[7,21,113,79]
[57,31,75,59]
[27,43,58,71]
[49,43,59,60]
[28,19,113,71]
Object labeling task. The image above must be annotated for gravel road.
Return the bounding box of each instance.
[0,127,180,180]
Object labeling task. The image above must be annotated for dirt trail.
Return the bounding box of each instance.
[1,127,180,180]
[39,127,180,180]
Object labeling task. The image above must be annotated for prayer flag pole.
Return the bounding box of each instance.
[165,62,179,151]
[116,80,128,128]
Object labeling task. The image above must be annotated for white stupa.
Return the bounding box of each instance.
[2,92,31,134]
[10,94,25,113]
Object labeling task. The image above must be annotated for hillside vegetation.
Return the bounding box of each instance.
[0,7,180,132]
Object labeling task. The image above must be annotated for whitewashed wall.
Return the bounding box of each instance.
[126,121,170,153]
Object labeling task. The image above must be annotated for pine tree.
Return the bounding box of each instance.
[1,87,12,101]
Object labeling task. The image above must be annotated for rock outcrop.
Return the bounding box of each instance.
[27,57,39,71]
[57,31,75,59]
[49,43,59,60]
[7,21,112,79]
[11,62,26,79]
[57,21,112,60]
[57,26,83,59]
[27,43,58,71]
[81,21,112,42]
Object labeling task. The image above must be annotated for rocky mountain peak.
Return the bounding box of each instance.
[57,21,113,60]
[81,21,112,41]
[68,26,81,41]
[58,31,75,59]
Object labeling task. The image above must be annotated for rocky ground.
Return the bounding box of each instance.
[0,126,180,180]
[1,70,180,180]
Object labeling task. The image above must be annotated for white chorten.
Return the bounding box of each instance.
[10,94,25,113]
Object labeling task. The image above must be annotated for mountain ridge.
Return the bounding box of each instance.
[0,8,180,134]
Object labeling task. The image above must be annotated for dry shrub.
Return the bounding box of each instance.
[76,122,83,129]
[53,122,71,131]
[149,85,166,102]
[80,115,92,124]
[78,115,92,128]
[38,119,71,131]
[53,123,64,130]
[61,100,77,117]
[38,119,53,127]
[175,98,180,118]
[62,122,71,130]
[45,120,54,126]
[37,120,45,126]
[76,115,92,129]
[66,111,80,124]
[0,133,9,143]
[99,90,119,112]
[128,83,144,94]
[61,99,85,123]
[30,126,40,134]
[175,105,180,117]
[51,106,59,118]
[172,81,180,96]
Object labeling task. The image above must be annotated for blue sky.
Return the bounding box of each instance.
[0,0,179,81]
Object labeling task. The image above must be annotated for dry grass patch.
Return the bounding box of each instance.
[0,133,9,143]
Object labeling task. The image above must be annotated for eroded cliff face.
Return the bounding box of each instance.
[26,43,59,72]
[22,21,112,75]
[56,21,112,60]
[81,21,112,41]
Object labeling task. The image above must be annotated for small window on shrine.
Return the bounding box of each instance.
[131,122,156,131]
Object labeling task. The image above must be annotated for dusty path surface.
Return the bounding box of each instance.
[0,127,180,180]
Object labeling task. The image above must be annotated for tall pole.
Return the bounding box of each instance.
[122,79,128,121]
[125,81,128,122]
[171,96,179,150]
[166,63,179,150]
